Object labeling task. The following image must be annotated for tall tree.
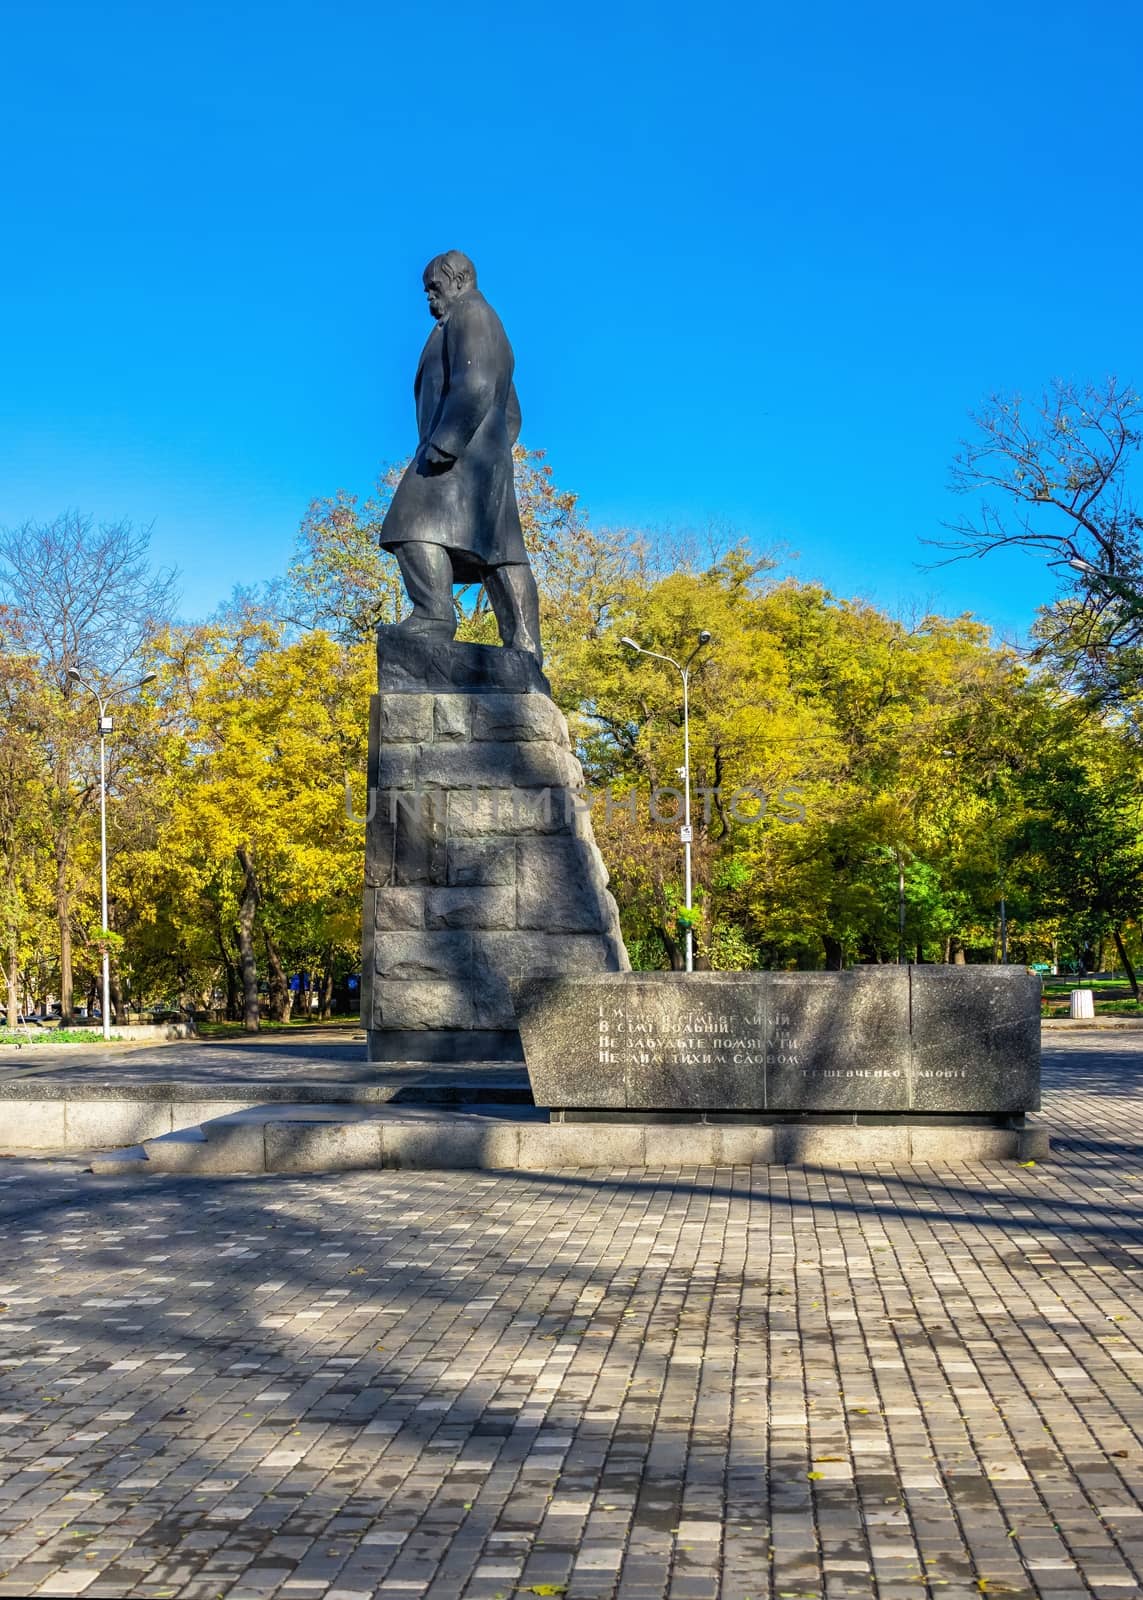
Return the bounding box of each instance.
[0,625,49,1019]
[0,514,177,1019]
[940,378,1143,704]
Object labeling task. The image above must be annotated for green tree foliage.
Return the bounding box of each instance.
[5,445,1143,1019]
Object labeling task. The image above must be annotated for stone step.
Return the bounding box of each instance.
[1,1073,532,1153]
[88,1104,1050,1178]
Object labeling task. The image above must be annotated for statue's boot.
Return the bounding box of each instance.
[486,563,543,665]
[393,542,457,639]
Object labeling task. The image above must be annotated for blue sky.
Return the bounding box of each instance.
[3,0,1141,641]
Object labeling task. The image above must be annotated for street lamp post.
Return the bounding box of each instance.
[66,669,156,1039]
[1065,555,1143,630]
[620,630,712,973]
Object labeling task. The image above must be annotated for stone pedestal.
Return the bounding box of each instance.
[361,634,629,1064]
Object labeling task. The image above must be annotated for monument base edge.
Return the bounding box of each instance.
[366,1027,524,1064]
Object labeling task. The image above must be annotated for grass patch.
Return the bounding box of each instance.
[0,1027,117,1045]
[1042,978,1135,992]
[196,1016,361,1038]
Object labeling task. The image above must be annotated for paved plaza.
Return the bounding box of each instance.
[0,1033,1141,1599]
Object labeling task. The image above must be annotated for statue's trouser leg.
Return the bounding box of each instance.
[395,542,457,634]
[485,563,543,665]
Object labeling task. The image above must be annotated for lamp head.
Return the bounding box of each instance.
[698,630,712,644]
[66,667,82,681]
[619,636,640,652]
[140,672,157,686]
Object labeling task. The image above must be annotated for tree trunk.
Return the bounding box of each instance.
[658,925,683,971]
[55,831,73,1023]
[319,960,334,1021]
[1113,926,1140,1001]
[109,969,127,1026]
[950,938,967,965]
[4,852,18,1024]
[213,927,241,1021]
[235,845,261,1033]
[823,935,844,971]
[264,930,293,1023]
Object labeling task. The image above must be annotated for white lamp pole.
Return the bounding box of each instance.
[621,630,712,973]
[67,670,156,1038]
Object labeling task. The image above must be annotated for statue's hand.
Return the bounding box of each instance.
[421,442,455,472]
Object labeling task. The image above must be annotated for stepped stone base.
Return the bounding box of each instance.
[361,638,628,1064]
[87,1106,1050,1177]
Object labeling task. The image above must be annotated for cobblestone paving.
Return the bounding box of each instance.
[0,1035,1141,1599]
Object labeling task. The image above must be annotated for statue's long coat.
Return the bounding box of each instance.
[379,289,526,580]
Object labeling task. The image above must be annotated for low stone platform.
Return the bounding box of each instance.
[89,1104,1046,1176]
[3,1029,1050,1172]
[0,1030,529,1152]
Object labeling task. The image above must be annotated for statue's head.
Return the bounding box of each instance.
[422,250,476,320]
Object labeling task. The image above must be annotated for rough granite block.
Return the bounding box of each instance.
[433,695,470,742]
[470,931,624,1032]
[372,887,424,930]
[448,787,561,837]
[415,740,519,789]
[373,931,472,980]
[377,693,434,743]
[366,789,447,886]
[516,837,611,933]
[425,886,515,931]
[373,979,475,1030]
[373,744,418,790]
[471,694,569,744]
[472,975,516,1029]
[447,838,516,887]
[474,931,620,978]
[512,745,581,790]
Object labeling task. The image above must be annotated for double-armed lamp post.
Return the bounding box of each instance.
[66,669,156,1039]
[620,630,712,973]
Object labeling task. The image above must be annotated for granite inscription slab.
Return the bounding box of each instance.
[516,967,1040,1115]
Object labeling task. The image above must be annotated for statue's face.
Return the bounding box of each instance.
[423,270,461,321]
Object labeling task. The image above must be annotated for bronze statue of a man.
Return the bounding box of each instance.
[380,251,543,664]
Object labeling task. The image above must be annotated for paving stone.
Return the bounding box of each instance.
[0,1033,1138,1596]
